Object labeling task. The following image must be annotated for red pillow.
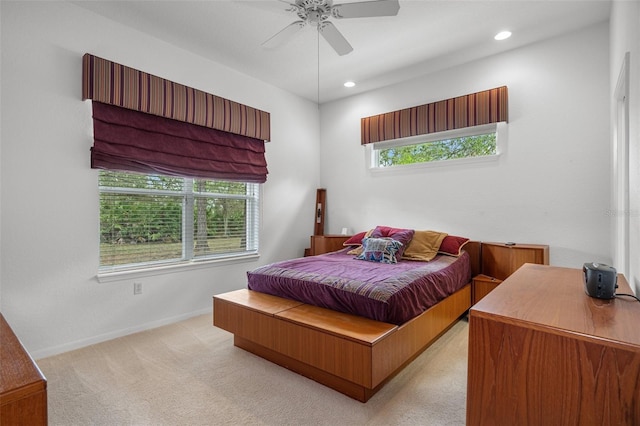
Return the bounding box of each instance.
[343,231,368,246]
[438,235,470,256]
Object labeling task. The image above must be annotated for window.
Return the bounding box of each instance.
[378,133,496,167]
[99,170,259,274]
[369,123,504,170]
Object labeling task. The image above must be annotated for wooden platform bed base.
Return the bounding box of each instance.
[213,282,471,402]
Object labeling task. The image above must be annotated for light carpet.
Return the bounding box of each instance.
[38,313,469,425]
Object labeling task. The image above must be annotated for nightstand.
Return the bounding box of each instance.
[308,234,351,256]
[472,274,503,305]
[473,242,549,304]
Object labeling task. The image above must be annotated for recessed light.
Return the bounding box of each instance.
[344,81,356,88]
[494,31,512,41]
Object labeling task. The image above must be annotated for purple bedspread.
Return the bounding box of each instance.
[247,249,471,325]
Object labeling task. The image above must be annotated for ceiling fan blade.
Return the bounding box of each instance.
[262,20,306,49]
[318,21,353,56]
[332,0,400,19]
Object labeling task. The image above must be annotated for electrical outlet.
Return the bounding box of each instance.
[133,282,143,295]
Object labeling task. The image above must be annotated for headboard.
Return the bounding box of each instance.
[465,241,482,278]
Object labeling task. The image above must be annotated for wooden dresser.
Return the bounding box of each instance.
[467,264,640,425]
[0,314,47,425]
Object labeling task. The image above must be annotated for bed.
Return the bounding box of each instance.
[214,228,481,402]
[246,247,472,325]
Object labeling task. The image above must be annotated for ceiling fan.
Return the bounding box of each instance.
[262,0,400,56]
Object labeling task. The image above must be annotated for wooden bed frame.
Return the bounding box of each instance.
[213,241,481,402]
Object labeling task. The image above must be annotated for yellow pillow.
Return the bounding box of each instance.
[402,230,448,261]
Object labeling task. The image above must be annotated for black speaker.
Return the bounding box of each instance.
[583,262,618,299]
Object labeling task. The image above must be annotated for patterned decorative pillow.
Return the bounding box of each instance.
[356,237,403,264]
[370,226,415,259]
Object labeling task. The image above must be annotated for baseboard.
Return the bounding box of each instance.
[32,307,212,360]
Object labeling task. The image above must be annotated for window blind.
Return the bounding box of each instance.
[99,171,260,270]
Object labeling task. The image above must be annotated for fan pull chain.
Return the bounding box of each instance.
[317,23,320,107]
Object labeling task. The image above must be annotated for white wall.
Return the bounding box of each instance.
[319,23,611,268]
[0,2,619,358]
[610,0,640,295]
[0,1,320,358]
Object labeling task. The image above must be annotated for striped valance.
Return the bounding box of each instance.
[82,54,270,141]
[361,86,508,145]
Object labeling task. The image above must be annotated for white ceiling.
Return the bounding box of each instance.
[73,0,611,104]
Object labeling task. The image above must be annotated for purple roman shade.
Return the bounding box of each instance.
[91,102,268,183]
[83,53,270,182]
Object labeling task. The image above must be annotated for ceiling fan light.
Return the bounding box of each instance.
[344,81,356,88]
[494,31,512,41]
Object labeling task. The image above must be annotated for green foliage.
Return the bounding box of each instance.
[99,171,251,267]
[379,133,496,167]
[99,194,183,245]
[193,179,247,195]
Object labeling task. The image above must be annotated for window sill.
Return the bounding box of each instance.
[96,252,260,283]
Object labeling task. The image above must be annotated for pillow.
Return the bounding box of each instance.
[343,229,372,246]
[344,229,374,255]
[370,226,415,259]
[347,245,364,256]
[356,237,403,264]
[438,235,470,256]
[403,230,448,262]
